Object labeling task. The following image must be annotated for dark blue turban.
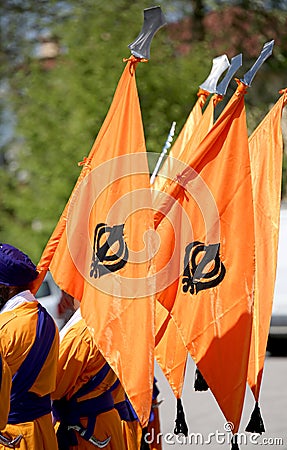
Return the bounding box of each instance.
[0,243,38,287]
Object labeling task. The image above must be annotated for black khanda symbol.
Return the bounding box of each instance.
[90,223,129,278]
[182,241,226,294]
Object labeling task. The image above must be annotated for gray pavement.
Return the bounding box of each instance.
[154,354,287,449]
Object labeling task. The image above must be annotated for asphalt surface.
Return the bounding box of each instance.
[154,353,287,449]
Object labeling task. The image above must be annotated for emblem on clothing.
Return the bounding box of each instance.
[182,241,226,294]
[90,223,129,278]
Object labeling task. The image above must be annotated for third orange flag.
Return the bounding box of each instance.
[155,81,255,434]
[246,89,287,433]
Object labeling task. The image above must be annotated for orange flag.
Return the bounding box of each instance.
[246,89,287,432]
[154,92,220,401]
[152,89,210,195]
[33,56,155,427]
[154,82,255,434]
[172,88,210,159]
[155,289,187,400]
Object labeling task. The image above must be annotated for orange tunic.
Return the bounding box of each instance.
[0,352,11,431]
[0,297,59,450]
[52,316,125,450]
[112,383,140,450]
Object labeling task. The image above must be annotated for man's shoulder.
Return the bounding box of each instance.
[62,319,94,348]
[0,300,39,327]
[0,310,17,329]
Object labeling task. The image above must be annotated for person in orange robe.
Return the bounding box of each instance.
[0,243,59,450]
[110,381,140,450]
[114,377,163,450]
[138,379,162,450]
[52,297,126,450]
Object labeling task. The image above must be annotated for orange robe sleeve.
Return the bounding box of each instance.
[0,352,11,431]
[52,318,125,450]
[0,300,59,450]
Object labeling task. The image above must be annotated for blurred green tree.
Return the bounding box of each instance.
[0,0,212,260]
[0,0,286,261]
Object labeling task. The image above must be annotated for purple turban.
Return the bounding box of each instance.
[0,243,38,286]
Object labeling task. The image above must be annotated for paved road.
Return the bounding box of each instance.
[154,354,287,449]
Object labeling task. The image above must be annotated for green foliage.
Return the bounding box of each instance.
[1,0,287,261]
[1,0,212,261]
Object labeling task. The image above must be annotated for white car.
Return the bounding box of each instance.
[267,206,287,355]
[35,272,73,330]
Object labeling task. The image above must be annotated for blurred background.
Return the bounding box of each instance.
[1,0,287,262]
[2,4,286,446]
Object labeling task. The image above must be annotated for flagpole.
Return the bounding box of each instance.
[150,121,176,185]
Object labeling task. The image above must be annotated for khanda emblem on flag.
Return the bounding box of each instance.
[90,223,129,278]
[182,241,226,294]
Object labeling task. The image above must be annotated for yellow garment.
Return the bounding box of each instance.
[122,421,141,450]
[0,352,11,430]
[0,300,59,450]
[52,317,125,450]
[70,411,125,450]
[112,383,139,450]
[111,380,162,450]
[1,414,59,450]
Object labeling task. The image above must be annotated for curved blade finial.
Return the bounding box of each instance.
[128,6,167,60]
[241,40,274,87]
[216,53,243,96]
[199,54,230,94]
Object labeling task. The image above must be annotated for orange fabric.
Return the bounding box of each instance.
[0,353,11,431]
[0,302,59,396]
[0,301,59,449]
[155,302,187,399]
[153,95,216,228]
[176,93,219,167]
[52,317,125,450]
[154,94,216,400]
[152,90,210,196]
[112,382,126,405]
[169,90,211,162]
[112,383,139,450]
[155,82,255,433]
[35,56,155,427]
[0,414,59,450]
[247,90,287,400]
[71,410,125,450]
[121,421,141,450]
[52,318,118,401]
